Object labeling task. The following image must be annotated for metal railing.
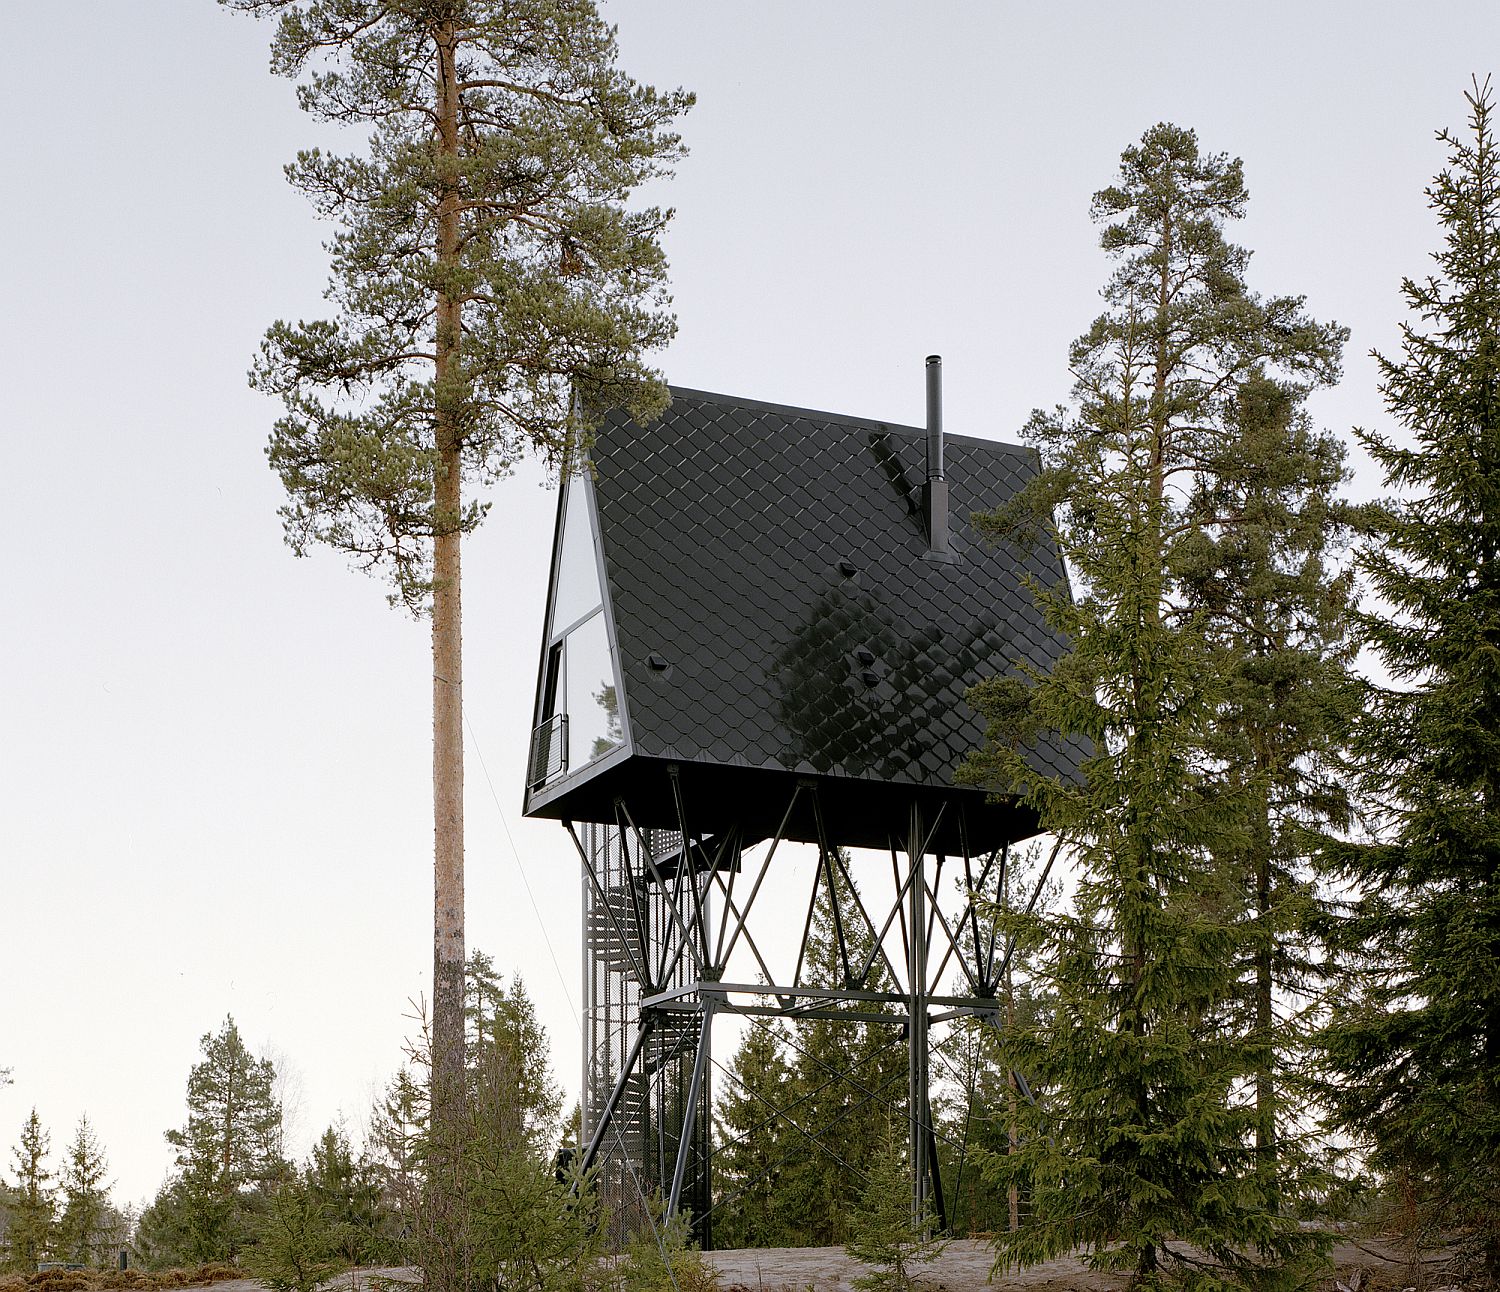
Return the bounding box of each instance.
[528,713,567,788]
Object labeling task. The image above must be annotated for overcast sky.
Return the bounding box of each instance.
[2,1,1493,1211]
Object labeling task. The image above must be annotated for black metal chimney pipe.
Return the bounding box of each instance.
[925,354,944,481]
[922,355,951,558]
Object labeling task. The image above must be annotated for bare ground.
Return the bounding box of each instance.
[704,1237,1438,1292]
[146,1235,1452,1292]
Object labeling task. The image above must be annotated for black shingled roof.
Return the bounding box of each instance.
[522,385,1082,853]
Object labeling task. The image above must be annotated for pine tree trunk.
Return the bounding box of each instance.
[1128,197,1173,1292]
[1252,781,1277,1184]
[1005,961,1019,1232]
[428,17,467,1292]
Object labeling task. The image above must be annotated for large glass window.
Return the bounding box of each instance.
[533,473,622,784]
[564,610,622,768]
[550,475,604,634]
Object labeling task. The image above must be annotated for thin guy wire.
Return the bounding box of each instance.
[463,710,580,1026]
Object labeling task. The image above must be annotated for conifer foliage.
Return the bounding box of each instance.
[710,865,908,1250]
[844,1129,944,1292]
[1320,80,1500,1279]
[139,1016,286,1266]
[5,1109,55,1273]
[963,124,1344,1290]
[217,10,692,1288]
[1181,371,1361,1193]
[56,1115,114,1267]
[711,1021,792,1248]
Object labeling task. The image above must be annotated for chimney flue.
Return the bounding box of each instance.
[922,355,952,560]
[925,354,944,481]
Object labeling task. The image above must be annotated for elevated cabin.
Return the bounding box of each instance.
[522,376,1081,856]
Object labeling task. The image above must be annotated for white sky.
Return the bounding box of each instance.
[1,0,1491,1211]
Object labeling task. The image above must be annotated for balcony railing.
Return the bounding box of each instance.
[528,713,568,789]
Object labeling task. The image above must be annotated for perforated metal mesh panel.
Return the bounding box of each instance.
[580,822,712,1247]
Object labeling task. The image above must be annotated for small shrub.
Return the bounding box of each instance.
[241,1181,341,1292]
[616,1205,718,1292]
[844,1131,945,1292]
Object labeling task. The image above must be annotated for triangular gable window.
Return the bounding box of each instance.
[549,471,606,636]
[531,472,622,787]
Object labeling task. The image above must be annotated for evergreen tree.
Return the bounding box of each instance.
[56,1115,113,1267]
[711,1021,792,1248]
[364,954,579,1277]
[5,1109,54,1273]
[466,956,564,1157]
[133,1178,197,1271]
[243,1175,341,1292]
[217,11,691,1287]
[366,1066,426,1252]
[963,123,1343,1290]
[776,862,907,1247]
[459,960,602,1292]
[614,1201,715,1292]
[464,1150,605,1292]
[845,1128,944,1292]
[940,843,1060,1237]
[163,1016,286,1261]
[1179,372,1359,1200]
[306,1125,384,1267]
[1319,80,1500,1280]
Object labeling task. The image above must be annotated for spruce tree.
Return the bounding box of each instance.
[963,123,1343,1290]
[56,1115,113,1267]
[366,1066,426,1251]
[244,1176,341,1292]
[1178,372,1360,1201]
[845,1128,944,1292]
[218,12,690,1284]
[458,963,600,1292]
[368,954,582,1278]
[776,864,907,1247]
[306,1125,384,1267]
[5,1109,54,1274]
[942,842,1060,1237]
[711,1021,792,1248]
[465,955,563,1157]
[1319,80,1500,1280]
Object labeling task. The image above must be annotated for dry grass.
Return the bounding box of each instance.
[0,1265,243,1292]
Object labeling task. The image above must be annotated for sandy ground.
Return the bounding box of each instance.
[151,1235,1443,1292]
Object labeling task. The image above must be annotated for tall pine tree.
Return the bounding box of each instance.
[1319,80,1500,1279]
[161,1016,286,1262]
[218,16,690,1284]
[964,123,1343,1290]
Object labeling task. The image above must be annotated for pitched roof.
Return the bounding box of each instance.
[522,385,1082,853]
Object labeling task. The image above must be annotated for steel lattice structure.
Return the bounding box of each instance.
[568,780,1049,1246]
